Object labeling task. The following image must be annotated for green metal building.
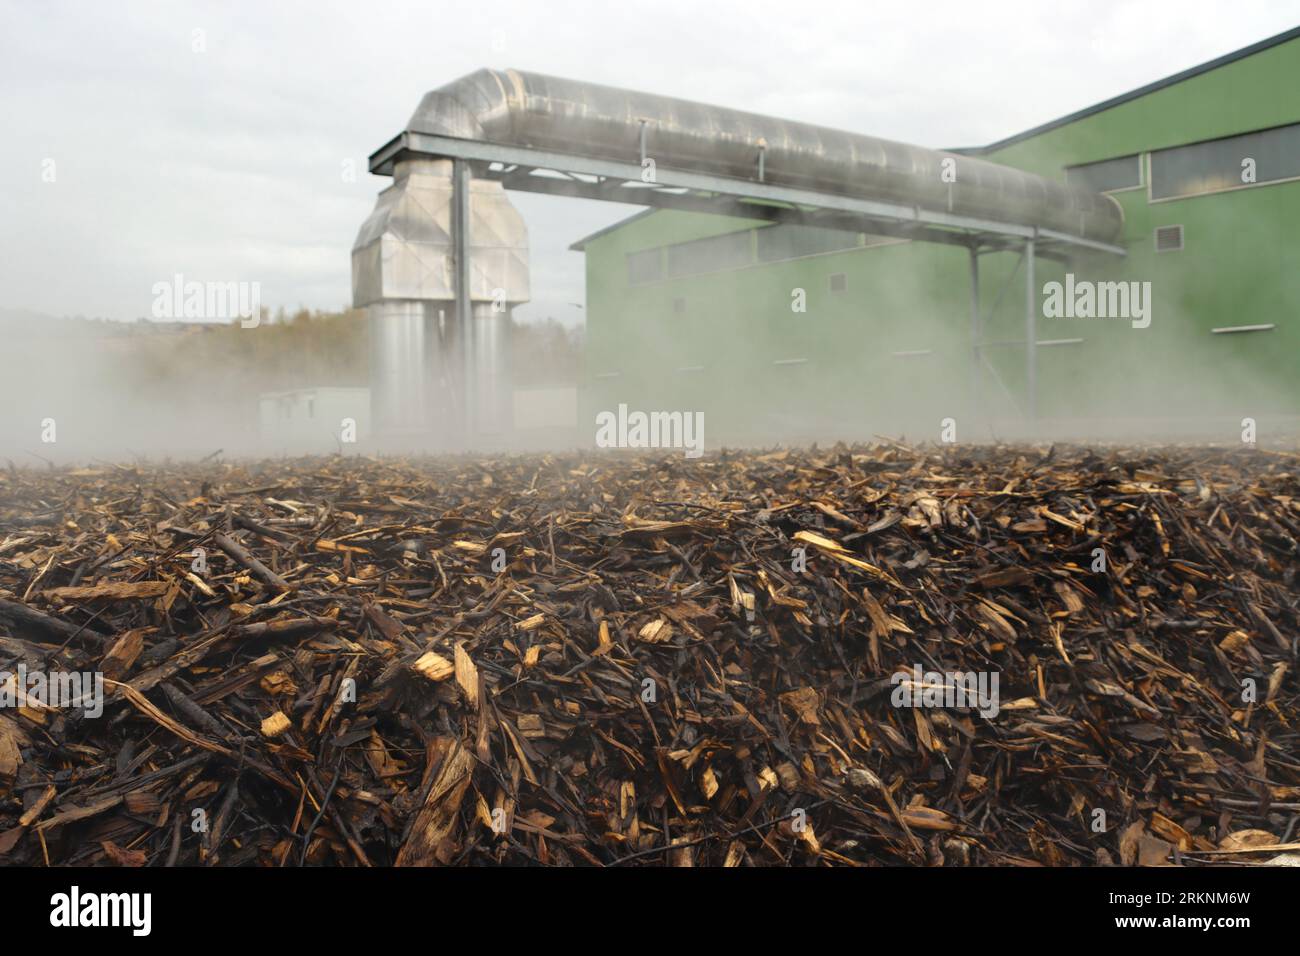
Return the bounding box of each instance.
[572,27,1300,444]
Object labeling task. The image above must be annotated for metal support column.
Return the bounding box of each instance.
[452,158,474,441]
[968,245,981,425]
[1024,236,1036,423]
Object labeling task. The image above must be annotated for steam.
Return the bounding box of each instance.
[1,214,1293,466]
[0,309,584,464]
[579,217,1298,451]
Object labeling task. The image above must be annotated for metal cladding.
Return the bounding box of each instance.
[470,301,511,437]
[367,301,452,438]
[406,68,1123,244]
[352,157,529,307]
[352,157,528,445]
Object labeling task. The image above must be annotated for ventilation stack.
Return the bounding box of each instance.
[352,156,529,449]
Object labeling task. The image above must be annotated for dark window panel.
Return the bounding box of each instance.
[757,223,862,263]
[1065,154,1142,193]
[1151,122,1300,200]
[665,230,753,278]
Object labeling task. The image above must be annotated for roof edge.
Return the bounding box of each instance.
[567,26,1300,248]
[969,24,1300,155]
[569,208,659,251]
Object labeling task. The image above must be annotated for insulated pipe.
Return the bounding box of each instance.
[368,301,448,442]
[405,68,1124,244]
[472,302,512,437]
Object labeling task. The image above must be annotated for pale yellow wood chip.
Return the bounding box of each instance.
[412,652,454,682]
[637,618,673,643]
[455,643,479,709]
[260,711,292,738]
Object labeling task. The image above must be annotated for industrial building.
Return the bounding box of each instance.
[572,27,1300,443]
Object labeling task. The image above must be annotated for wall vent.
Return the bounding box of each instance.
[1154,224,1183,253]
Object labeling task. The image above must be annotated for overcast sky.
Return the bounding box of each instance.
[2,0,1297,327]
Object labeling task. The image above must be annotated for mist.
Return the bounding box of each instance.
[2,2,1298,463]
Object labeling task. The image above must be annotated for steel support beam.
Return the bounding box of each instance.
[452,158,474,440]
[493,167,1063,256]
[1025,237,1037,422]
[969,245,981,425]
[369,131,1128,260]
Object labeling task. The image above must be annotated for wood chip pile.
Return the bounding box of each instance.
[0,444,1297,866]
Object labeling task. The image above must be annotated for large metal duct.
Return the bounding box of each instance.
[405,69,1123,243]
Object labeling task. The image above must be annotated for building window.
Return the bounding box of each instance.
[757,223,862,263]
[1150,122,1300,200]
[665,230,753,278]
[641,223,894,283]
[1154,224,1183,253]
[626,247,663,285]
[672,297,686,314]
[828,272,847,293]
[1065,154,1142,193]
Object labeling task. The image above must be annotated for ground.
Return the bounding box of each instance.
[0,443,1297,866]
